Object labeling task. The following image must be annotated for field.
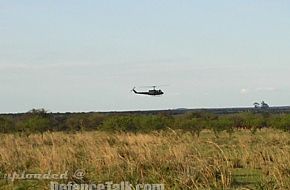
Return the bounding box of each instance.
[0,128,289,190]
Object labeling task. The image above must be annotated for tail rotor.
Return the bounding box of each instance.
[130,87,137,93]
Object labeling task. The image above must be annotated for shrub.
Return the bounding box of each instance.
[101,116,137,132]
[0,117,15,133]
[16,115,52,133]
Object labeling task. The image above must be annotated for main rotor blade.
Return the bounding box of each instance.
[138,84,169,88]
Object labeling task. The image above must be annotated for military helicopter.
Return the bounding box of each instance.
[131,85,164,96]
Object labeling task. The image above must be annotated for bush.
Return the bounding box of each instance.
[174,117,204,136]
[270,114,290,132]
[0,117,15,133]
[101,116,138,132]
[209,117,233,138]
[1,109,290,134]
[16,115,52,133]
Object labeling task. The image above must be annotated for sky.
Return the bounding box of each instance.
[0,1,290,113]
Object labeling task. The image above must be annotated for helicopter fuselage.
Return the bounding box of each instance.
[132,88,164,96]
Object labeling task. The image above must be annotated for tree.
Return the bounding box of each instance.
[254,102,260,108]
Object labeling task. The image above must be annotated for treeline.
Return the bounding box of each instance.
[0,109,289,135]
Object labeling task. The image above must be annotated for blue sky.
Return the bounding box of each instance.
[0,1,290,112]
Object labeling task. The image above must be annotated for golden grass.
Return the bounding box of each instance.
[0,129,289,189]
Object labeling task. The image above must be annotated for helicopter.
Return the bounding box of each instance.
[131,85,164,96]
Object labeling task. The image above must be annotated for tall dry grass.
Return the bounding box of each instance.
[0,129,289,189]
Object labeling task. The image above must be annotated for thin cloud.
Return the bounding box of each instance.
[256,87,276,92]
[240,88,249,95]
[0,62,96,70]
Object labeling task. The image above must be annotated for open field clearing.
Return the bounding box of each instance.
[0,129,289,190]
[2,0,290,189]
